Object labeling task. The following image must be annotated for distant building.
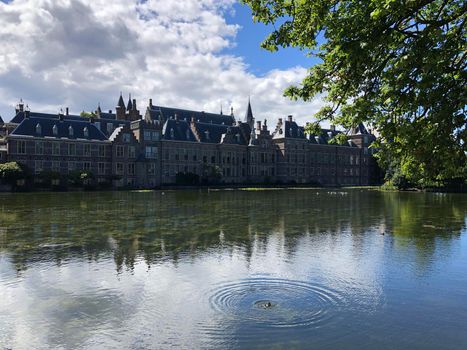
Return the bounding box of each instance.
[0,95,378,188]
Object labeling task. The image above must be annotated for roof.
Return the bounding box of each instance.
[162,119,197,142]
[148,105,235,126]
[10,117,108,141]
[0,115,4,124]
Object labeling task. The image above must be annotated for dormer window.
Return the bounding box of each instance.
[315,136,320,143]
[35,123,42,135]
[289,127,293,136]
[83,127,89,138]
[205,130,210,140]
[53,124,58,136]
[236,134,240,143]
[186,129,190,140]
[170,128,174,139]
[68,125,74,137]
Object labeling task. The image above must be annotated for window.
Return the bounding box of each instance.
[68,161,75,173]
[129,146,136,158]
[116,162,124,175]
[151,131,159,141]
[144,130,151,141]
[122,133,131,143]
[186,129,190,140]
[116,145,124,158]
[170,128,174,139]
[52,143,60,155]
[68,126,74,137]
[53,124,58,136]
[83,162,91,171]
[17,140,27,154]
[99,145,106,157]
[36,123,42,135]
[98,162,105,175]
[145,146,157,159]
[107,123,114,134]
[35,160,43,174]
[128,163,135,175]
[84,144,91,156]
[35,141,44,155]
[52,161,60,172]
[147,163,156,175]
[83,127,89,138]
[68,143,76,156]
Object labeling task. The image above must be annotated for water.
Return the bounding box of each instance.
[0,189,466,349]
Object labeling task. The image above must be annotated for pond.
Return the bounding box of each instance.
[0,189,466,349]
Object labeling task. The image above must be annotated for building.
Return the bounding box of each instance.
[0,95,378,188]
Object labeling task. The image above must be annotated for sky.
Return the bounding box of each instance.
[0,0,325,125]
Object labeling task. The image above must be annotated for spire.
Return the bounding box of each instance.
[245,97,254,128]
[117,92,125,109]
[97,103,102,114]
[127,94,133,111]
[220,102,223,115]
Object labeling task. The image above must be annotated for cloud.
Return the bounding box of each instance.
[0,0,325,126]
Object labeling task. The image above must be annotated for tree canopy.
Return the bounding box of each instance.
[242,0,466,187]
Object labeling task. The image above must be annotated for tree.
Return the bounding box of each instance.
[242,0,466,187]
[80,111,97,118]
[0,162,26,186]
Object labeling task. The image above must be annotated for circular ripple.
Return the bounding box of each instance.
[208,277,344,329]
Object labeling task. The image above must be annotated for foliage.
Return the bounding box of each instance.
[242,0,466,187]
[175,172,200,185]
[0,162,26,186]
[80,111,97,118]
[67,170,94,187]
[201,164,223,184]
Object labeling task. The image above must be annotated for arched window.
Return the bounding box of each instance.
[52,124,58,136]
[35,123,42,135]
[83,127,89,138]
[68,125,74,137]
[170,128,174,139]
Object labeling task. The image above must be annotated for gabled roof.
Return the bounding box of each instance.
[351,123,369,135]
[162,119,197,142]
[0,115,4,124]
[148,105,235,126]
[10,117,108,141]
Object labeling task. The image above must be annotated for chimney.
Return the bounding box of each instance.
[24,105,30,119]
[149,98,153,108]
[132,99,137,110]
[278,118,283,125]
[109,110,112,114]
[256,120,261,131]
[263,119,267,131]
[18,99,24,112]
[59,113,64,122]
[66,107,69,116]
[288,115,293,122]
[174,113,179,121]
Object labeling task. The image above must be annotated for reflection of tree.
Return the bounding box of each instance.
[0,190,465,273]
[383,192,467,272]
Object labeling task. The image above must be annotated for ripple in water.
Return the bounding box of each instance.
[207,277,344,329]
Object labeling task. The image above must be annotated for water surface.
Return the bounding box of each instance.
[0,189,466,349]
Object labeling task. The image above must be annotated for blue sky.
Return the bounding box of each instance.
[0,0,325,124]
[225,2,315,76]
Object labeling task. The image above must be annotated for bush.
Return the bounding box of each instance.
[0,162,27,186]
[176,172,200,185]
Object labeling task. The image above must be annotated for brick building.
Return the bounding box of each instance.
[0,95,378,188]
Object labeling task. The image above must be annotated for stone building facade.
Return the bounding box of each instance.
[0,95,378,188]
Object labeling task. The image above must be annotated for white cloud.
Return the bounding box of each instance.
[0,0,325,126]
